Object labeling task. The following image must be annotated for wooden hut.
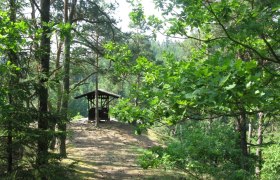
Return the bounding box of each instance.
[75,89,120,121]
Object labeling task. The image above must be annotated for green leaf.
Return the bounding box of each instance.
[246,81,253,88]
[150,96,159,105]
[163,84,171,89]
[224,83,236,90]
[235,59,242,70]
[219,74,231,86]
[184,93,196,99]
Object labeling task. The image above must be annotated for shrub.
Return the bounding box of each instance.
[138,121,254,179]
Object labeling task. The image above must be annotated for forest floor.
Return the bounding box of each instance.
[63,118,185,180]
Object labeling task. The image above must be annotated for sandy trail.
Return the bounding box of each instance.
[66,119,181,179]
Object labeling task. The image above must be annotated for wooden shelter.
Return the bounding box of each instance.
[75,89,120,121]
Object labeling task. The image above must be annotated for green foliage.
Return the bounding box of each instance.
[138,146,164,169]
[57,22,72,40]
[112,0,280,178]
[0,0,279,178]
[261,144,280,180]
[104,42,132,75]
[71,112,85,121]
[0,8,63,177]
[0,12,27,52]
[0,10,32,174]
[129,3,145,28]
[261,130,280,180]
[139,121,254,179]
[104,35,155,80]
[2,160,77,180]
[112,49,278,128]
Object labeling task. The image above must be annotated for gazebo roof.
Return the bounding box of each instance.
[74,89,120,99]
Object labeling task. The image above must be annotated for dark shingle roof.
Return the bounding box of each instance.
[75,89,120,99]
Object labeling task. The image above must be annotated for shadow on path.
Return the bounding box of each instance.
[64,120,185,180]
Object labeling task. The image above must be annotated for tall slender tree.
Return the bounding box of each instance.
[37,0,51,167]
[59,0,77,157]
[6,0,19,173]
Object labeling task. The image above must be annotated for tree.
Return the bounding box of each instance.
[0,0,126,178]
[59,0,77,158]
[0,4,34,175]
[110,0,280,177]
[37,0,51,168]
[48,0,120,153]
[6,0,19,173]
[151,0,280,174]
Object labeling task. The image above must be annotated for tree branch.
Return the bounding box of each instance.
[205,1,280,64]
[72,38,104,56]
[159,30,227,43]
[260,34,280,62]
[247,142,275,147]
[30,0,42,15]
[70,71,96,91]
[49,65,62,78]
[87,1,116,41]
[69,0,77,22]
[72,17,111,24]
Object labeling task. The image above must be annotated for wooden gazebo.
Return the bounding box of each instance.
[75,89,120,121]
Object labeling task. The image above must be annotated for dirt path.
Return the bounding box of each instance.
[65,119,182,179]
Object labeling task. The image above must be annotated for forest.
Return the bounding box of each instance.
[0,0,279,179]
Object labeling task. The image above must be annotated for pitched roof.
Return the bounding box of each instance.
[74,89,120,99]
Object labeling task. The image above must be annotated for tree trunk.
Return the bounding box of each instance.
[95,36,99,127]
[59,36,70,157]
[30,0,39,54]
[37,0,50,167]
[6,118,13,173]
[59,0,76,157]
[50,41,63,150]
[248,119,252,154]
[56,41,63,113]
[132,74,141,126]
[236,108,248,170]
[256,112,263,177]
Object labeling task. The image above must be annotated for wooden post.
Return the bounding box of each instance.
[95,35,99,126]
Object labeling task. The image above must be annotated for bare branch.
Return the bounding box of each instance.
[72,17,111,24]
[70,71,96,91]
[49,65,62,78]
[30,0,42,15]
